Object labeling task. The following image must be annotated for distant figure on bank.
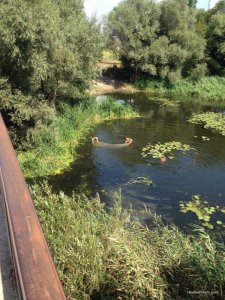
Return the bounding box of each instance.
[91,137,133,148]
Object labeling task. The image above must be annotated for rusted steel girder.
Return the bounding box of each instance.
[0,114,66,300]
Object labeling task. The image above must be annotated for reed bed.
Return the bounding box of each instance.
[31,183,225,300]
[18,97,138,178]
[135,76,225,101]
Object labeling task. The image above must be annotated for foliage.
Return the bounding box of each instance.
[206,11,225,76]
[106,0,160,81]
[102,50,119,62]
[159,0,206,81]
[0,0,103,101]
[188,112,225,136]
[151,96,180,107]
[135,76,225,100]
[106,0,206,82]
[18,97,138,178]
[141,141,191,159]
[180,195,225,230]
[30,182,225,299]
[195,9,208,38]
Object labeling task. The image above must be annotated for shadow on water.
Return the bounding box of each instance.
[45,93,225,231]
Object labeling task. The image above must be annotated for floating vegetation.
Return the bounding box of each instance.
[202,136,210,141]
[188,112,225,136]
[141,141,191,159]
[151,97,180,107]
[179,195,225,230]
[124,176,153,187]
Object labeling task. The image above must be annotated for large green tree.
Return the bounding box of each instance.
[106,0,206,82]
[160,0,206,81]
[0,0,103,101]
[206,11,225,75]
[107,0,160,81]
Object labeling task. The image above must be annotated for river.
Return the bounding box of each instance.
[48,93,225,231]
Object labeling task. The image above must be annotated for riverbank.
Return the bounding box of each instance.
[18,97,138,178]
[31,183,225,300]
[90,76,136,95]
[135,76,225,101]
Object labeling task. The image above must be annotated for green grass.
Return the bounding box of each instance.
[31,183,225,300]
[18,97,138,178]
[135,76,225,101]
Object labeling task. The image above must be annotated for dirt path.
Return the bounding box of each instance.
[90,76,137,95]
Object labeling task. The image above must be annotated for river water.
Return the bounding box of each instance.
[49,93,225,230]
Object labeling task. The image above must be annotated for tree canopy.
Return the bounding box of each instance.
[0,0,103,101]
[106,0,206,82]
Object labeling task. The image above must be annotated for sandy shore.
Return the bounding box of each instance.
[89,76,137,95]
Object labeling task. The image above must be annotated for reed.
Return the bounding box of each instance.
[135,76,225,101]
[31,183,225,300]
[18,97,138,178]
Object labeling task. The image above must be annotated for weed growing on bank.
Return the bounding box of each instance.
[18,97,138,178]
[31,183,225,300]
[135,76,225,101]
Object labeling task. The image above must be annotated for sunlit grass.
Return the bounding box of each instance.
[18,97,138,178]
[135,76,225,101]
[31,183,225,300]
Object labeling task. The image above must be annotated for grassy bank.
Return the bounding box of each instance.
[18,97,138,178]
[135,76,225,101]
[31,183,225,300]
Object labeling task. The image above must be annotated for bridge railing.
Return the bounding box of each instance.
[0,114,66,300]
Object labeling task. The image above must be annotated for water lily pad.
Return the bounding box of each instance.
[141,141,191,159]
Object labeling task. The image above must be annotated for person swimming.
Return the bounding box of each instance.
[91,137,132,148]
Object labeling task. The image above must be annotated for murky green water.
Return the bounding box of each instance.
[48,93,225,230]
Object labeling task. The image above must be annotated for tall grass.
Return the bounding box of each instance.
[135,76,225,101]
[18,97,138,178]
[31,183,225,300]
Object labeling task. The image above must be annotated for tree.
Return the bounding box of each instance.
[0,0,103,101]
[188,0,197,8]
[159,0,206,81]
[106,0,206,82]
[206,12,225,75]
[106,0,160,81]
[196,9,208,38]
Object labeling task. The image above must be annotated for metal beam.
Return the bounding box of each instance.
[0,114,66,300]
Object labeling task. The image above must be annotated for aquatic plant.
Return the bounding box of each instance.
[124,176,153,187]
[188,112,225,136]
[18,97,139,178]
[180,195,225,230]
[151,97,180,107]
[141,141,191,159]
[31,182,225,300]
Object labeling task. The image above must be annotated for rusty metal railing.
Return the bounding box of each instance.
[0,114,66,300]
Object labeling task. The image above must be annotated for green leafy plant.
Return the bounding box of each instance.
[30,183,225,300]
[141,141,191,159]
[151,97,180,107]
[188,112,225,136]
[180,195,225,230]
